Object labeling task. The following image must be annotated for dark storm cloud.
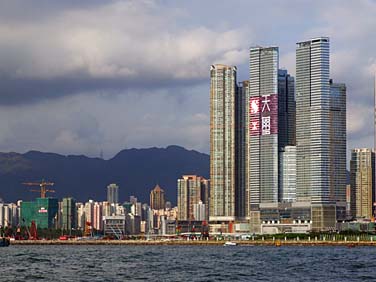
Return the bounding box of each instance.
[0,0,110,22]
[0,0,375,157]
[0,75,207,105]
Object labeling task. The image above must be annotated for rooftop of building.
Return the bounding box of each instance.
[210,64,237,70]
[152,184,164,192]
[249,46,278,51]
[296,36,330,46]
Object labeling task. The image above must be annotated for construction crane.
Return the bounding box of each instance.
[22,180,55,198]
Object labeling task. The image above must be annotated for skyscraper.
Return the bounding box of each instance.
[329,81,347,220]
[350,149,375,219]
[278,69,296,203]
[210,64,237,229]
[236,81,249,218]
[248,46,279,232]
[278,69,296,148]
[178,175,209,221]
[107,183,119,204]
[296,37,333,231]
[374,74,376,217]
[150,184,165,210]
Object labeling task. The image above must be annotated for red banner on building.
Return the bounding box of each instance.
[250,94,278,136]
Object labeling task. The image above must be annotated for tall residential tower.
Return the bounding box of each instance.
[150,184,165,210]
[209,64,237,230]
[350,149,375,219]
[107,183,119,204]
[177,175,209,221]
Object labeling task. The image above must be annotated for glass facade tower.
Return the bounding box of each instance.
[236,81,249,218]
[249,46,279,209]
[248,47,279,233]
[296,37,334,231]
[329,81,347,220]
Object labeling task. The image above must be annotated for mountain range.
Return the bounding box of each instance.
[0,145,210,205]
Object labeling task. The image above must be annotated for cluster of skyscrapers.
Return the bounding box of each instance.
[210,37,348,233]
[3,36,376,237]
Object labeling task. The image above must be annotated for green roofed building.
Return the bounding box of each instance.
[21,198,59,229]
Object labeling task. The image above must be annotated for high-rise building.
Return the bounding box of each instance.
[178,175,209,221]
[278,69,296,148]
[193,201,206,221]
[0,203,16,228]
[210,64,237,226]
[150,184,165,210]
[329,81,347,220]
[346,185,351,219]
[84,200,94,225]
[76,202,85,229]
[374,74,376,217]
[93,202,103,231]
[296,37,333,231]
[107,184,119,204]
[279,145,296,202]
[62,197,76,231]
[131,202,142,217]
[236,81,249,218]
[248,46,279,232]
[278,69,296,203]
[350,149,375,219]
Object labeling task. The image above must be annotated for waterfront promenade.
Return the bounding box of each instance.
[10,238,376,246]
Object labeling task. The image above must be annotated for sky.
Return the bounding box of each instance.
[0,0,375,159]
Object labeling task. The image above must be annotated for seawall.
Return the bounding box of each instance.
[10,240,376,246]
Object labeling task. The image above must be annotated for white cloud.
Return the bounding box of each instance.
[0,1,249,83]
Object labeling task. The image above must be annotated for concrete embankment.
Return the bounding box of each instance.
[10,240,376,246]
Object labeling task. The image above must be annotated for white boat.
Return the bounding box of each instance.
[224,241,237,246]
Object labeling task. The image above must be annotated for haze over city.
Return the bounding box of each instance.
[0,0,375,158]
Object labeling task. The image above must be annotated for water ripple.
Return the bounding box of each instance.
[0,245,375,281]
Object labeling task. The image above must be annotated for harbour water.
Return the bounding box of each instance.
[1,245,375,281]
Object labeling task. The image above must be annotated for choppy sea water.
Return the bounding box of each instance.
[0,245,375,281]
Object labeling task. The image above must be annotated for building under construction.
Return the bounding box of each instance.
[20,198,59,229]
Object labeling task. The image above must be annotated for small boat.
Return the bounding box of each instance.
[224,241,237,246]
[0,237,10,247]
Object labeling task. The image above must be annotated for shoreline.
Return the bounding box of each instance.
[9,240,376,246]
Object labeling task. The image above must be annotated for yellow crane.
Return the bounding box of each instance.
[22,180,55,198]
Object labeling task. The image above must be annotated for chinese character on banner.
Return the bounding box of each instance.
[250,98,259,114]
[262,116,270,135]
[261,95,271,112]
[251,121,259,131]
